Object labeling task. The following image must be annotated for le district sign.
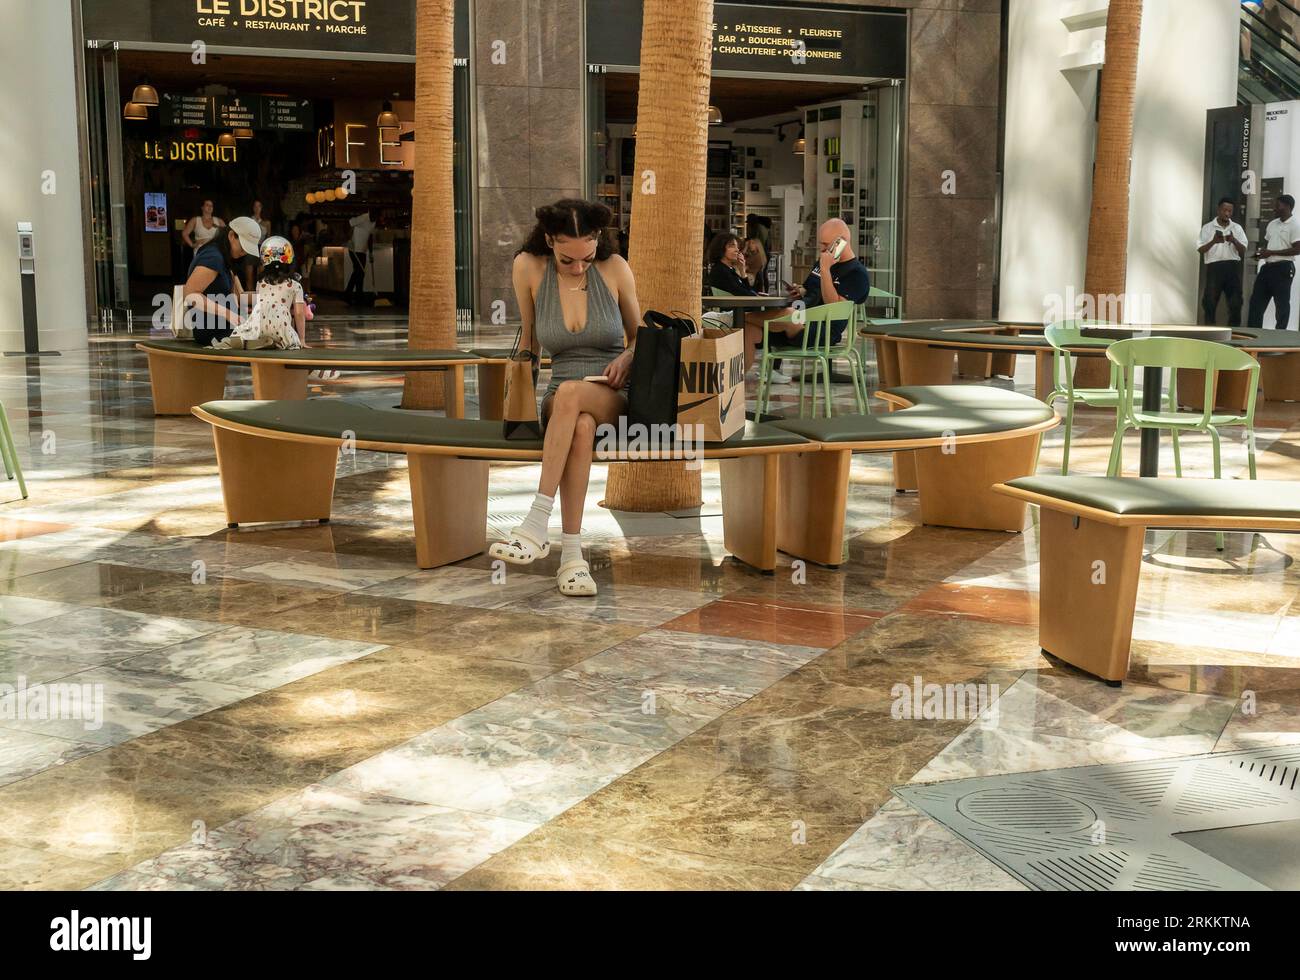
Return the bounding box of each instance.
[143,139,239,163]
[190,0,371,35]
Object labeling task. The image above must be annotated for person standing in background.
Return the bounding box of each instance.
[182,199,225,252]
[1248,194,1300,329]
[1197,198,1247,327]
[345,210,375,306]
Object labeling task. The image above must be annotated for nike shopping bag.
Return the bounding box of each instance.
[677,324,746,442]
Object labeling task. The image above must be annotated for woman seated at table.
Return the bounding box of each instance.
[706,232,786,380]
[488,199,644,599]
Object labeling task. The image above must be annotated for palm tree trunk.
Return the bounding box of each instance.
[402,0,457,409]
[1076,0,1143,388]
[602,0,714,511]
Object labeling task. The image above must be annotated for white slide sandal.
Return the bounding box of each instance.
[556,559,598,597]
[489,527,551,566]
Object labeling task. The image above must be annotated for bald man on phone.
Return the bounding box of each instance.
[777,219,870,343]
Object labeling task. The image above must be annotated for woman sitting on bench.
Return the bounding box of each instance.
[489,199,643,598]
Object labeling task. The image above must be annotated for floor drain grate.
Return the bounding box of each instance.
[895,747,1300,891]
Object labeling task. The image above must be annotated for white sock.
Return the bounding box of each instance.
[561,532,584,567]
[517,492,554,545]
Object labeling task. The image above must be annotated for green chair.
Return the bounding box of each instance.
[0,399,28,500]
[709,286,735,298]
[1044,320,1123,474]
[757,300,863,418]
[1105,337,1260,483]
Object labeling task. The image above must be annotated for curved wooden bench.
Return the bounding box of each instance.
[861,321,1300,405]
[193,400,813,572]
[137,340,482,418]
[994,475,1300,684]
[190,384,1056,573]
[766,385,1059,564]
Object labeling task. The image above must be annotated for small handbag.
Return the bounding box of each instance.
[503,322,542,440]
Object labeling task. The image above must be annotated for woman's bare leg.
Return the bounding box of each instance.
[538,380,626,498]
[560,413,597,534]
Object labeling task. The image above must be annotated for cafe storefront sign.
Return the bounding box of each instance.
[587,1,907,80]
[143,139,239,163]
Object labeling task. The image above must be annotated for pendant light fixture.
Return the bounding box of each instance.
[707,105,723,126]
[131,78,159,107]
[217,132,237,149]
[123,101,148,121]
[793,125,806,155]
[377,100,400,128]
[233,127,254,140]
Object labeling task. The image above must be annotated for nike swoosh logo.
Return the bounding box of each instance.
[678,396,717,413]
[719,390,737,423]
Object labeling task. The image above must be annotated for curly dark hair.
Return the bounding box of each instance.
[706,232,742,267]
[517,198,617,260]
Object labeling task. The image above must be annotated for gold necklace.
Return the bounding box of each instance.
[568,271,589,292]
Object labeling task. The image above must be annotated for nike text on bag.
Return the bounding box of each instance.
[677,324,746,442]
[503,324,542,440]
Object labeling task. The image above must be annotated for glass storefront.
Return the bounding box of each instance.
[78,0,473,326]
[584,1,907,312]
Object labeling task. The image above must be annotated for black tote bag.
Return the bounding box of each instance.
[626,310,697,431]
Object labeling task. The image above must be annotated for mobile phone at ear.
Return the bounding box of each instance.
[828,237,847,261]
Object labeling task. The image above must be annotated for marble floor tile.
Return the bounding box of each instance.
[804,798,1027,891]
[260,593,471,645]
[496,583,715,628]
[358,565,557,609]
[546,743,870,874]
[444,826,796,891]
[569,628,821,698]
[0,730,102,787]
[110,784,536,891]
[909,725,1186,784]
[114,628,386,692]
[0,840,119,891]
[833,611,1049,671]
[0,606,228,663]
[464,666,742,750]
[0,594,80,630]
[661,597,882,649]
[0,665,259,746]
[106,575,344,629]
[1213,697,1300,751]
[325,718,657,823]
[900,582,1038,626]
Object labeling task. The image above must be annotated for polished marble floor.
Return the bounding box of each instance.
[1,317,1298,890]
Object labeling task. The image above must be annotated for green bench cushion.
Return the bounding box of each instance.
[141,339,471,362]
[1006,476,1300,519]
[198,400,811,453]
[771,385,1053,444]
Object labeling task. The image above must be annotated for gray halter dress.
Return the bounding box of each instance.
[532,258,628,411]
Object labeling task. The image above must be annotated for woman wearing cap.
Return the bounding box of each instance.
[180,215,263,346]
[211,236,306,351]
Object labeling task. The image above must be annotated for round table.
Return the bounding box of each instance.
[701,294,791,329]
[859,320,1299,477]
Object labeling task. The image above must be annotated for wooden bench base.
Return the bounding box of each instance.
[148,351,228,415]
[212,424,337,526]
[1261,351,1300,402]
[1037,507,1144,684]
[408,454,489,568]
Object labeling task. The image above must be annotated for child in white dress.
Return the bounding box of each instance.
[211,236,306,350]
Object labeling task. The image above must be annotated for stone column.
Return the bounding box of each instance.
[474,0,584,321]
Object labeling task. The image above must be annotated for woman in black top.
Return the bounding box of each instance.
[706,233,756,297]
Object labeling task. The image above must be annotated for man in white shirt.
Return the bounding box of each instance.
[1197,198,1247,327]
[1248,193,1300,329]
[345,211,376,306]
